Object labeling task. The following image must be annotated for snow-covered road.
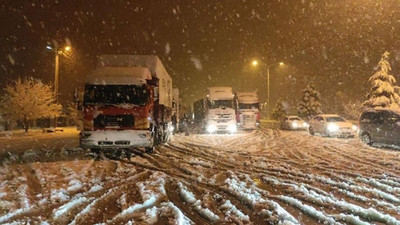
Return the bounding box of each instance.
[1,129,400,224]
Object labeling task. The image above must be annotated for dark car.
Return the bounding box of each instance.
[359,108,400,146]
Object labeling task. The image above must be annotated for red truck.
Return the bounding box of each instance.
[79,55,173,153]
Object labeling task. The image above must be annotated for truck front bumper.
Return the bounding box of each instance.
[80,130,153,149]
[206,121,237,134]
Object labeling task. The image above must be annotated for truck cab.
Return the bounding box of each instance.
[236,91,260,130]
[205,87,237,134]
[79,55,173,153]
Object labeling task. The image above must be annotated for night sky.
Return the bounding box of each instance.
[1,0,400,113]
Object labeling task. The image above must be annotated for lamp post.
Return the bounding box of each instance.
[251,60,284,118]
[46,43,71,128]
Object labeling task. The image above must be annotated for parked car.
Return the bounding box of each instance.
[308,114,357,137]
[359,108,400,146]
[280,116,308,130]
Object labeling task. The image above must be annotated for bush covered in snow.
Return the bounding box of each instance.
[363,51,400,108]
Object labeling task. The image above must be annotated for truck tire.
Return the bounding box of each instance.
[145,146,154,153]
[90,148,100,154]
[155,127,163,145]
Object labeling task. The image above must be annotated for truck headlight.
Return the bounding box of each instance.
[352,125,358,131]
[207,124,217,133]
[327,124,339,132]
[227,124,237,133]
[169,126,175,132]
[303,122,309,128]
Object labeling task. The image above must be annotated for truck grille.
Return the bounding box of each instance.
[217,114,231,119]
[94,114,134,128]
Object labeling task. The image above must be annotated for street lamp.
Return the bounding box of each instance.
[251,60,284,118]
[46,43,72,128]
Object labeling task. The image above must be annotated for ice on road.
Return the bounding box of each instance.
[1,128,400,224]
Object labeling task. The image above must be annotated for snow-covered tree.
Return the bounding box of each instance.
[297,82,322,120]
[271,99,287,121]
[0,78,62,132]
[363,51,400,108]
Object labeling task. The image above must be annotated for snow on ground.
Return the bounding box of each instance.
[0,128,400,224]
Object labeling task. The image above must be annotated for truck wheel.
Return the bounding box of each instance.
[155,127,163,145]
[90,148,100,154]
[145,146,154,153]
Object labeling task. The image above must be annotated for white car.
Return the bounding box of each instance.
[308,114,357,137]
[280,116,308,130]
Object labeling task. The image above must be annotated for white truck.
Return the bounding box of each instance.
[194,87,237,134]
[236,91,260,129]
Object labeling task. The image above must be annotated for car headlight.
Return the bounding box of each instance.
[169,126,175,132]
[207,124,217,133]
[292,122,298,128]
[327,124,339,132]
[303,122,309,127]
[227,124,237,133]
[352,125,358,131]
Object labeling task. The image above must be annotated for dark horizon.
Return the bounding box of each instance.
[1,0,400,113]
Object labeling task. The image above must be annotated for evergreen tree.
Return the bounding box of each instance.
[0,78,62,132]
[271,99,287,121]
[297,82,322,119]
[363,51,400,108]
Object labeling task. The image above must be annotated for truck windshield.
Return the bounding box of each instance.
[83,84,150,106]
[209,100,233,109]
[239,103,259,109]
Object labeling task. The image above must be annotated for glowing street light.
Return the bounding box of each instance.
[251,59,285,118]
[46,42,72,128]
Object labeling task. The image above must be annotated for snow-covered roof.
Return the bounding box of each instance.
[363,107,400,116]
[317,114,341,118]
[98,55,169,81]
[96,55,173,108]
[236,92,259,104]
[286,116,301,119]
[86,67,151,85]
[207,87,233,101]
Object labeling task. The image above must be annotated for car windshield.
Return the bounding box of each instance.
[209,100,233,109]
[289,117,301,121]
[83,84,149,106]
[239,103,259,109]
[325,116,346,122]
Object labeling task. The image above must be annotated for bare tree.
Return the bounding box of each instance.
[0,78,62,133]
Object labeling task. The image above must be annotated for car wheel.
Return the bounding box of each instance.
[309,127,315,135]
[361,133,373,146]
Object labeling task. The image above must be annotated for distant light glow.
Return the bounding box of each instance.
[252,60,258,66]
[46,46,52,50]
[279,62,284,66]
[65,46,71,51]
